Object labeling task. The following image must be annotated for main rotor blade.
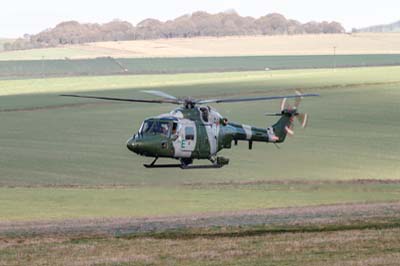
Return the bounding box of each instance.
[280,98,287,112]
[197,94,319,104]
[60,94,181,104]
[264,113,283,116]
[140,90,179,100]
[294,90,303,109]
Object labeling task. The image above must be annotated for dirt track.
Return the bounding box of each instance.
[1,201,400,238]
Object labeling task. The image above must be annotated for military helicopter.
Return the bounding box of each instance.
[62,90,318,169]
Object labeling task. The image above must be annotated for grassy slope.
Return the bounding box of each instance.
[1,33,400,60]
[0,67,399,184]
[2,226,400,265]
[1,66,400,96]
[1,184,400,221]
[0,67,400,221]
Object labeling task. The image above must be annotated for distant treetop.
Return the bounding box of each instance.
[3,11,345,51]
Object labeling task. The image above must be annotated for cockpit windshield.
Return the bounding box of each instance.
[140,120,154,134]
[139,120,172,137]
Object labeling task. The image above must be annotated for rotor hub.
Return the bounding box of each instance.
[183,98,196,109]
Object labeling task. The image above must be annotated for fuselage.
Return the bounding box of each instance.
[126,105,287,160]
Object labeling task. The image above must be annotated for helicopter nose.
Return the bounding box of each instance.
[126,137,139,154]
[126,137,147,155]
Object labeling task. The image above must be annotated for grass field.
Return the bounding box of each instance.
[1,64,400,265]
[1,33,400,60]
[2,54,400,79]
[2,218,400,265]
[0,66,400,221]
[7,229,400,266]
[2,183,400,221]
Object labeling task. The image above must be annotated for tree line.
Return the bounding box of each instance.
[354,20,400,33]
[3,11,345,51]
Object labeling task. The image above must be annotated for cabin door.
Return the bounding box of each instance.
[181,124,196,152]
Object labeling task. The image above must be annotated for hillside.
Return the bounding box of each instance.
[357,20,400,33]
[3,11,344,51]
[0,33,400,61]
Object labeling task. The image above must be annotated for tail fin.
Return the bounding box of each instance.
[271,114,293,143]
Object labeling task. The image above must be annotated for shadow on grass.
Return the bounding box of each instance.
[118,218,400,240]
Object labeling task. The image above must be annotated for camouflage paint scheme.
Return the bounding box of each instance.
[126,105,293,162]
[61,90,316,167]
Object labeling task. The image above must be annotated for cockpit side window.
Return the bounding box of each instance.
[139,119,175,137]
[172,122,178,135]
[153,121,171,137]
[199,107,209,123]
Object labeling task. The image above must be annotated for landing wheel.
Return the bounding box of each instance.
[209,156,217,164]
[180,158,193,167]
[209,156,230,167]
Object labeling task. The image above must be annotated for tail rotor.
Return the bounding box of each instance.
[285,124,295,136]
[265,91,310,137]
[296,113,308,128]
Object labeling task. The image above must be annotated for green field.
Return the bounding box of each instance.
[1,54,400,78]
[2,183,400,221]
[117,54,400,73]
[0,66,400,221]
[1,65,400,265]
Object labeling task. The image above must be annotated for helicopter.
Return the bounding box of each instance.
[62,90,319,169]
